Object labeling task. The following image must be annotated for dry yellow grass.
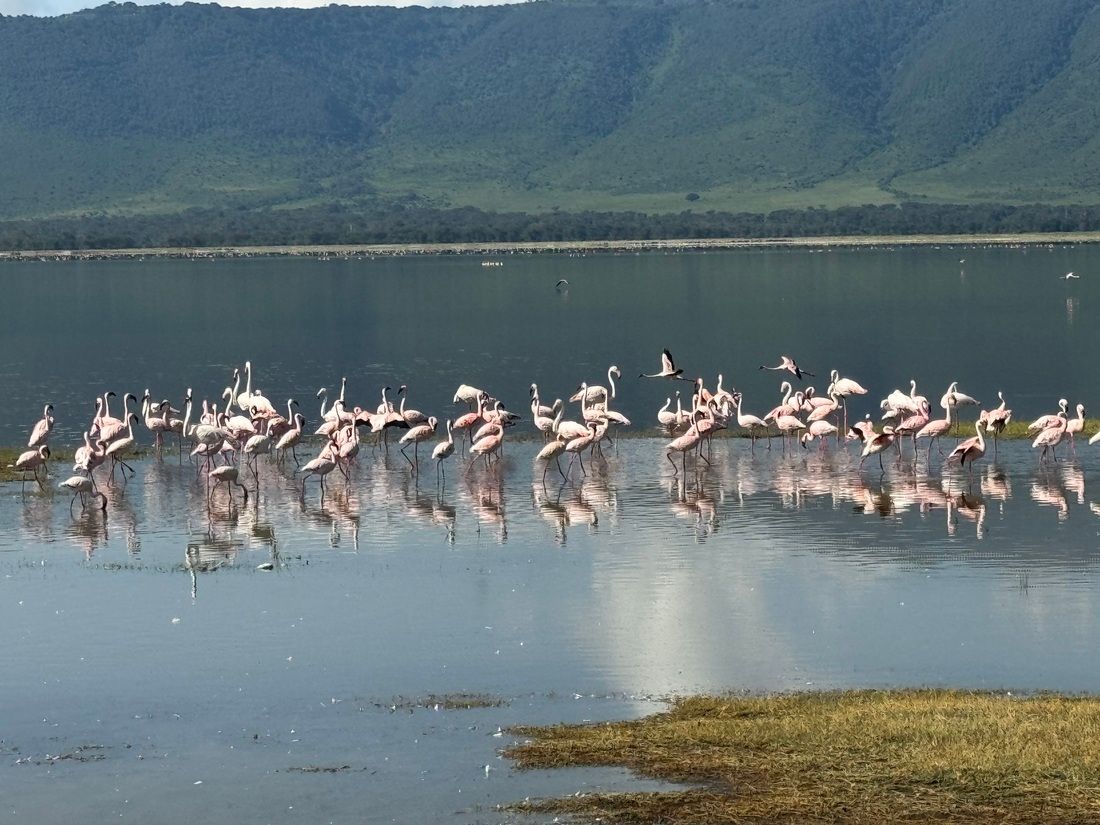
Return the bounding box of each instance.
[507,690,1100,824]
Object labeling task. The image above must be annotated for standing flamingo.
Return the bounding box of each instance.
[948,421,987,478]
[27,404,54,448]
[15,445,50,491]
[432,420,455,485]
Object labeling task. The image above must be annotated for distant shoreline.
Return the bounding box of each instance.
[3,231,1100,261]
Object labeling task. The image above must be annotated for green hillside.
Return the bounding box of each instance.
[0,0,1098,223]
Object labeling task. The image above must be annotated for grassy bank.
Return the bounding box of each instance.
[507,689,1100,824]
[3,230,1100,261]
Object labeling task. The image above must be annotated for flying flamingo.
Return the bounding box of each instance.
[640,349,690,381]
[760,355,814,380]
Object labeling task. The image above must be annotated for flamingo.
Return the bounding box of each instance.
[1028,399,1069,432]
[275,413,305,466]
[800,420,838,450]
[570,365,621,405]
[98,393,137,444]
[859,426,897,472]
[1033,416,1068,463]
[400,416,438,470]
[535,435,568,483]
[828,369,867,437]
[27,404,54,448]
[1066,403,1086,454]
[640,349,690,380]
[733,393,769,453]
[453,393,487,448]
[58,475,107,514]
[74,430,106,474]
[104,413,139,480]
[15,445,50,491]
[656,395,677,428]
[208,457,249,505]
[397,385,429,427]
[979,392,1012,456]
[533,398,562,438]
[915,402,954,459]
[948,421,987,477]
[453,384,489,408]
[760,355,814,380]
[564,420,599,477]
[666,412,703,475]
[530,384,555,419]
[432,419,455,484]
[298,444,338,495]
[467,423,504,472]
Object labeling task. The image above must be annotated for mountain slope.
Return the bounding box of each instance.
[0,0,1098,221]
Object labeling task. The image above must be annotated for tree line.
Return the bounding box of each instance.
[1,202,1099,252]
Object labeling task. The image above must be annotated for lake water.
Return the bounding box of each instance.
[4,245,1100,823]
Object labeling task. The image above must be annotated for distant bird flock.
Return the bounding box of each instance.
[10,352,1093,516]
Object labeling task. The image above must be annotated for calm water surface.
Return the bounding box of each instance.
[4,246,1100,823]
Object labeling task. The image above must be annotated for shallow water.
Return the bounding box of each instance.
[5,436,1100,823]
[4,246,1100,822]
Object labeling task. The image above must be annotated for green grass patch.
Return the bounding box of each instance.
[507,689,1100,824]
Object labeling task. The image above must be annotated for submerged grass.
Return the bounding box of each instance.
[507,690,1100,824]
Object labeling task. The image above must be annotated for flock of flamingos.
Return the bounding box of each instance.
[9,351,1093,514]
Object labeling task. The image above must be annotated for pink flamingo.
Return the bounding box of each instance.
[733,393,769,453]
[467,423,504,473]
[1033,416,1068,464]
[298,443,338,495]
[275,413,305,466]
[860,426,897,472]
[399,416,438,471]
[1028,399,1069,433]
[915,403,954,460]
[27,404,54,448]
[535,435,568,483]
[640,349,690,381]
[1066,403,1086,454]
[15,445,50,491]
[760,355,814,380]
[666,412,703,475]
[564,420,599,477]
[978,392,1012,457]
[432,420,455,485]
[947,421,987,477]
